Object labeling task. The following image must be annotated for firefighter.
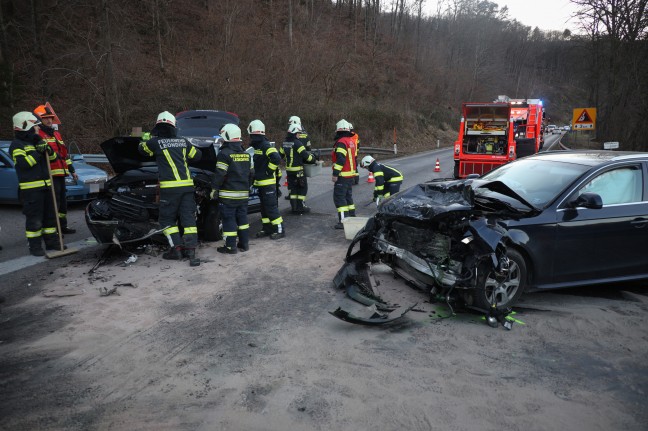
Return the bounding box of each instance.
[248,119,285,239]
[288,115,313,151]
[280,123,317,214]
[139,111,202,266]
[349,123,361,185]
[9,112,60,256]
[34,104,77,234]
[331,119,357,229]
[360,155,404,204]
[211,123,253,254]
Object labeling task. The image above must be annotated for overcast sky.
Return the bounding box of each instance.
[426,0,581,32]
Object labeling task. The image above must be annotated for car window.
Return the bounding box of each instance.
[480,159,589,207]
[578,166,644,205]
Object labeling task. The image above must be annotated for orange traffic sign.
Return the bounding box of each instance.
[572,107,596,130]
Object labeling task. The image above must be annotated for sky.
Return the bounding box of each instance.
[426,0,581,33]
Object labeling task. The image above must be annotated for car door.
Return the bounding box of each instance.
[553,162,648,284]
[0,149,19,203]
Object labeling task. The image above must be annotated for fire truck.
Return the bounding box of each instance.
[453,96,544,178]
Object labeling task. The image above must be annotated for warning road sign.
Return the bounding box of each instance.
[572,107,596,130]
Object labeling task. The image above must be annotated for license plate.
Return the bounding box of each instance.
[89,183,100,193]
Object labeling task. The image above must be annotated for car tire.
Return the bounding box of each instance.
[202,202,222,242]
[474,249,528,310]
[453,161,460,179]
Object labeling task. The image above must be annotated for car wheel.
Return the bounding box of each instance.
[202,202,222,241]
[475,249,528,310]
[453,161,460,179]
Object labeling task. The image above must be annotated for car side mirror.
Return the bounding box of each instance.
[568,192,603,209]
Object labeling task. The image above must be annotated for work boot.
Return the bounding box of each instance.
[290,199,299,214]
[334,222,344,230]
[28,238,45,256]
[61,227,76,234]
[236,242,249,252]
[217,246,237,255]
[44,234,65,251]
[163,246,183,260]
[183,248,200,267]
[298,202,311,214]
[255,231,271,238]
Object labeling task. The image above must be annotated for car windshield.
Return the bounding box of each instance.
[477,158,590,207]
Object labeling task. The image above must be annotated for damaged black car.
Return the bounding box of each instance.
[85,136,261,245]
[335,151,648,323]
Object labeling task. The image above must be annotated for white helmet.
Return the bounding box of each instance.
[13,111,40,131]
[288,123,302,134]
[360,155,374,168]
[349,122,354,131]
[288,115,301,126]
[220,123,242,141]
[247,119,265,135]
[336,119,351,132]
[156,111,176,127]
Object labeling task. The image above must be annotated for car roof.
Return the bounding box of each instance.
[524,150,648,166]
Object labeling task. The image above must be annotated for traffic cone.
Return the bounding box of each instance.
[434,158,441,172]
[367,172,375,183]
[283,178,288,187]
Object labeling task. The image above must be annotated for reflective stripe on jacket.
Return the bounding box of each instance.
[38,128,73,177]
[9,136,53,190]
[280,135,315,173]
[138,137,201,190]
[212,141,253,205]
[251,135,282,187]
[332,136,357,178]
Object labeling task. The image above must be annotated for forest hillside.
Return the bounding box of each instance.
[0,0,646,151]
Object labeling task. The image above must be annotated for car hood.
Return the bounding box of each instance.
[378,179,535,222]
[100,136,217,174]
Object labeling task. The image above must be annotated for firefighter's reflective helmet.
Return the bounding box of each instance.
[13,112,41,131]
[288,116,301,126]
[336,119,351,132]
[156,111,176,127]
[288,123,302,134]
[247,119,265,135]
[360,155,374,168]
[221,123,242,141]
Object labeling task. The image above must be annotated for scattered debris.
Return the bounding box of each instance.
[120,254,138,267]
[99,286,120,297]
[43,289,85,297]
[329,303,418,325]
[114,282,138,288]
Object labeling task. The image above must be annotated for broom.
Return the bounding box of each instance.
[45,154,78,259]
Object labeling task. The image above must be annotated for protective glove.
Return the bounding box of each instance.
[210,189,219,200]
[36,143,53,155]
[375,196,382,207]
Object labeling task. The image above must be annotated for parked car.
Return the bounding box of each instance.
[85,112,261,245]
[336,150,648,314]
[0,140,108,205]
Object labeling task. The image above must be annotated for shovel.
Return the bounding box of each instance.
[45,156,78,259]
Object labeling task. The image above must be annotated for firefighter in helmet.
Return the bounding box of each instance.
[331,119,357,229]
[9,112,61,256]
[248,119,285,239]
[211,123,253,254]
[139,111,202,266]
[360,155,404,205]
[280,123,317,214]
[34,104,78,234]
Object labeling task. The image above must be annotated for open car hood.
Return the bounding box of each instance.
[100,136,218,174]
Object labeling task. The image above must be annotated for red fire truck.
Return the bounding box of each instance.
[453,96,544,178]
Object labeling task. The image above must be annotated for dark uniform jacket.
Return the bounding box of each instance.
[250,135,281,187]
[138,131,201,191]
[368,161,403,197]
[9,132,53,191]
[280,134,315,174]
[296,129,312,151]
[212,141,253,206]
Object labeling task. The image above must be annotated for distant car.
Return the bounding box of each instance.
[563,125,571,131]
[338,150,648,312]
[0,140,108,205]
[85,111,261,245]
[546,125,556,134]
